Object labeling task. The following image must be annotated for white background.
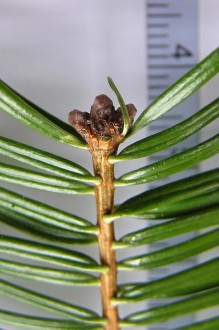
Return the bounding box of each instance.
[0,0,218,329]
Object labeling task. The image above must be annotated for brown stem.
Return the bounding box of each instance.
[92,146,120,330]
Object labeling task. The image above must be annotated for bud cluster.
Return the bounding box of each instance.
[68,94,137,143]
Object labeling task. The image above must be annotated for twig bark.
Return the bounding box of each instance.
[92,146,120,330]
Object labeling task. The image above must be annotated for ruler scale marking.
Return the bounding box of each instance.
[146,1,198,329]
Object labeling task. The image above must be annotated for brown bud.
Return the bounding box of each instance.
[90,94,114,115]
[68,110,90,140]
[126,104,137,126]
[116,104,137,130]
[90,95,115,137]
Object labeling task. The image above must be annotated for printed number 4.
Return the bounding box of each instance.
[173,44,193,58]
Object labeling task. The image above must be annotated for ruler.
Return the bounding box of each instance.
[146,1,198,329]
